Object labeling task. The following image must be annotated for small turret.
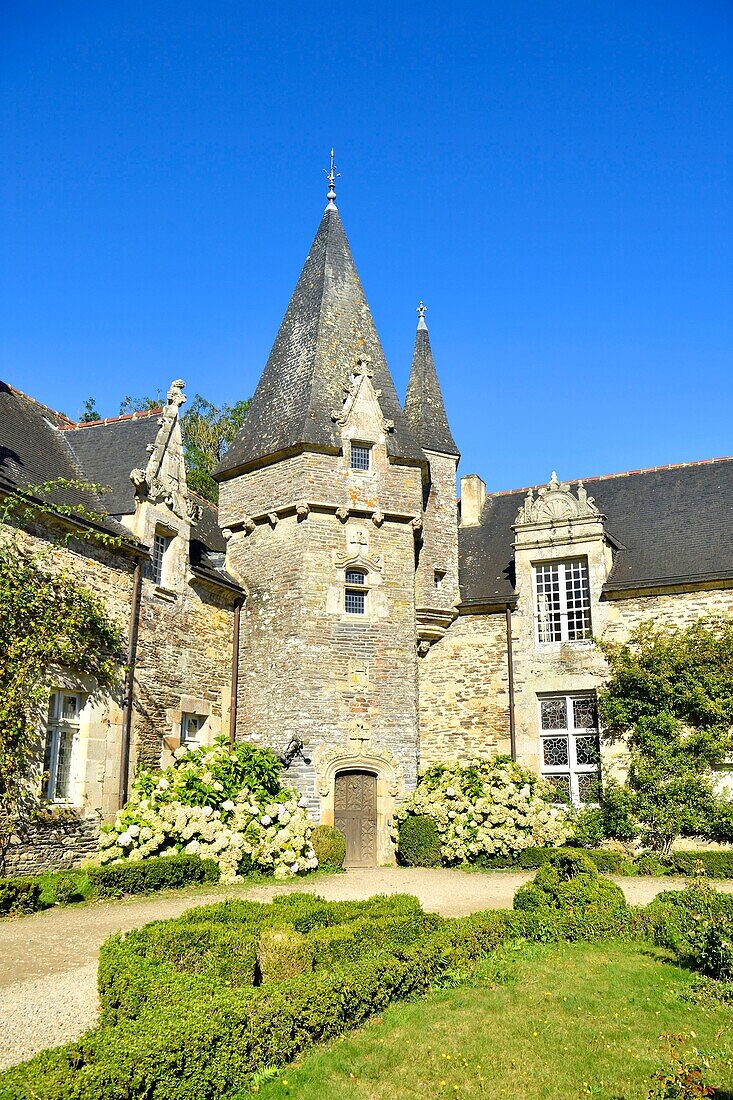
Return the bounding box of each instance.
[405,303,460,649]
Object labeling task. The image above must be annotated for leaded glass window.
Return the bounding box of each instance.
[538,692,600,806]
[151,531,172,586]
[42,690,83,802]
[533,559,591,644]
[350,444,372,472]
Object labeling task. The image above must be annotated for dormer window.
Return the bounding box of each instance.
[151,531,172,587]
[350,443,372,472]
[533,558,591,644]
[345,568,367,614]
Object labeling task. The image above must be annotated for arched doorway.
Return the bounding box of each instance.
[334,770,377,867]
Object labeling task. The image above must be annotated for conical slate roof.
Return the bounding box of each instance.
[404,316,459,457]
[216,207,425,478]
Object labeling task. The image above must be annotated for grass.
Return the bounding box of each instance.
[241,941,733,1100]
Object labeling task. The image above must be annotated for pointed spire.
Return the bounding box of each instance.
[324,148,339,211]
[404,304,459,458]
[215,207,425,479]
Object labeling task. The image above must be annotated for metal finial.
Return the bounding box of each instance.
[417,300,428,331]
[324,148,340,211]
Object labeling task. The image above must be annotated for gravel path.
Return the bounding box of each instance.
[2,867,731,1070]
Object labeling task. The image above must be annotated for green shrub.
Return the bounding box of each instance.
[397,815,442,867]
[633,853,670,876]
[257,926,314,983]
[310,824,346,869]
[0,876,42,915]
[569,805,606,848]
[513,851,629,939]
[646,882,733,960]
[667,851,733,879]
[87,853,219,898]
[517,846,625,874]
[48,870,88,905]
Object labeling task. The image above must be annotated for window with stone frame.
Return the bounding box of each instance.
[150,530,172,587]
[344,568,368,614]
[538,692,600,805]
[181,712,205,746]
[42,689,84,803]
[533,558,592,644]
[350,443,372,472]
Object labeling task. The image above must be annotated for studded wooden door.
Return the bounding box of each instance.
[334,770,377,867]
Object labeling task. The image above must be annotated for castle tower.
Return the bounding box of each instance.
[215,169,427,864]
[404,303,460,651]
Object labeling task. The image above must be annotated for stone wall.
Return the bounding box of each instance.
[418,612,511,768]
[3,814,100,876]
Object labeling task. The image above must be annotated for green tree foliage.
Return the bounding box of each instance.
[0,535,124,858]
[78,397,101,423]
[599,618,733,852]
[180,394,250,503]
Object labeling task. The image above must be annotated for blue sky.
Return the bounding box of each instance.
[2,1,731,490]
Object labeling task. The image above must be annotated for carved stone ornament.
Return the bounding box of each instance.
[129,378,195,523]
[335,506,350,523]
[411,515,423,532]
[268,512,279,528]
[371,510,385,528]
[221,528,233,541]
[243,516,256,534]
[514,472,600,527]
[295,500,310,521]
[314,741,403,799]
[417,640,432,657]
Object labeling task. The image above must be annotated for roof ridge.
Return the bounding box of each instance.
[488,455,733,498]
[62,408,163,430]
[189,489,218,512]
[4,383,77,426]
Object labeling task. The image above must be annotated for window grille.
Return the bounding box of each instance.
[534,559,591,643]
[42,690,83,802]
[350,444,371,472]
[345,569,366,585]
[151,532,171,586]
[181,713,204,745]
[345,588,366,614]
[538,693,600,806]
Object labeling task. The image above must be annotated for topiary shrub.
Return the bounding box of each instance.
[256,926,315,983]
[513,849,628,938]
[310,825,346,870]
[0,876,43,915]
[394,757,570,866]
[397,815,442,867]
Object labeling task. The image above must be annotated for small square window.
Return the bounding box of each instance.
[345,589,366,614]
[434,569,446,589]
[181,713,204,745]
[350,444,371,472]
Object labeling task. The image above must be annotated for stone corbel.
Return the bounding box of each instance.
[335,507,350,523]
[268,513,279,528]
[295,500,310,521]
[243,516,256,535]
[411,515,423,533]
[221,528,233,541]
[371,510,384,528]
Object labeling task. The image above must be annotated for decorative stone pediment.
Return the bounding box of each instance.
[330,357,395,436]
[130,379,201,523]
[514,472,600,527]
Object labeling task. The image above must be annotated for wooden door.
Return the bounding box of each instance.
[334,770,377,867]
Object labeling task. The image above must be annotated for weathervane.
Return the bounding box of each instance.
[417,300,428,330]
[324,148,340,210]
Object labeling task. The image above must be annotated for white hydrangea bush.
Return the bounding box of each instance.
[98,737,317,882]
[394,756,571,864]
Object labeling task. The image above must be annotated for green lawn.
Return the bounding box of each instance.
[244,941,733,1100]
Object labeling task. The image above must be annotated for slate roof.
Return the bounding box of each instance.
[215,206,426,478]
[404,323,459,457]
[0,382,132,542]
[459,458,733,606]
[63,413,162,516]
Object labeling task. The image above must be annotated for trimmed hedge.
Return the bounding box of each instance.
[667,851,733,879]
[397,814,442,867]
[87,853,220,897]
[0,876,42,915]
[310,825,346,869]
[474,846,733,878]
[0,898,619,1100]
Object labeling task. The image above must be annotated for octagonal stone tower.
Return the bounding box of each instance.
[215,195,430,864]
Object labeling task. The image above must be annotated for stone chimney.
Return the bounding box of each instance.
[460,474,486,526]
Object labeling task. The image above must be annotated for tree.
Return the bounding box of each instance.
[79,397,101,423]
[598,618,733,853]
[0,485,125,865]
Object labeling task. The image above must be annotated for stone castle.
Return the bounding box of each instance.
[2,180,732,873]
